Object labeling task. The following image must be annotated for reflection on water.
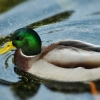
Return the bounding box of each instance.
[0,67,100,100]
[90,12,100,16]
[27,11,74,29]
[0,34,12,46]
[0,10,74,45]
[14,67,91,94]
[0,0,26,14]
[0,68,40,100]
[11,76,40,100]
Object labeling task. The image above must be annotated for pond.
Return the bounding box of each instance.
[0,0,100,100]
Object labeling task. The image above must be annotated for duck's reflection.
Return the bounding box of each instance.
[0,67,100,100]
[11,77,40,100]
[12,67,40,100]
[0,67,40,100]
[14,67,100,95]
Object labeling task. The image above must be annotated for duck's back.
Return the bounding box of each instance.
[58,40,100,52]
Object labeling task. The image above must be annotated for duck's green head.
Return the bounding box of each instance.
[0,28,42,56]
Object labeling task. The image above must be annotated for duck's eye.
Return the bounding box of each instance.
[16,36,23,40]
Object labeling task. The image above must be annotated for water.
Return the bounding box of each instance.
[0,0,100,100]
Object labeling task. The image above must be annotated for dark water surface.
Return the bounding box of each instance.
[0,0,100,100]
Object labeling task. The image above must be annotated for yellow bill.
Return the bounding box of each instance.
[0,41,15,55]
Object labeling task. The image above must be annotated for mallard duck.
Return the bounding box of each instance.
[1,28,100,82]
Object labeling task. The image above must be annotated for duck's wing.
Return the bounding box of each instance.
[41,40,100,68]
[41,40,100,60]
[58,40,100,52]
